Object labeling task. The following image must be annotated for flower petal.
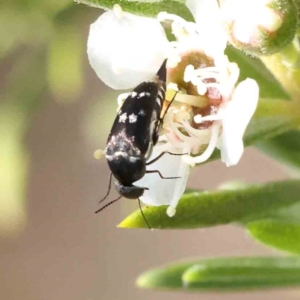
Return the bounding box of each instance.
[137,143,190,214]
[87,9,168,90]
[220,78,259,166]
[186,0,227,56]
[219,131,244,166]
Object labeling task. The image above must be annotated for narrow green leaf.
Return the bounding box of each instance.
[137,257,300,291]
[183,258,300,290]
[269,202,300,224]
[119,180,300,229]
[226,46,290,100]
[75,0,193,20]
[137,261,191,290]
[256,129,300,171]
[247,220,300,254]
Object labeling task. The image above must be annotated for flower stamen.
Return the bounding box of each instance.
[183,122,221,166]
[181,120,211,143]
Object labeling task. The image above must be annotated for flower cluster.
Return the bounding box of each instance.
[88,1,259,217]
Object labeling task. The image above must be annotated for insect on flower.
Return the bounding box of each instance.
[95,60,183,228]
[89,1,259,219]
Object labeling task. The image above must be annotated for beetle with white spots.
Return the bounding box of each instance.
[96,60,182,227]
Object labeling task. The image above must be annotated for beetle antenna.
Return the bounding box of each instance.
[138,198,152,230]
[95,195,122,214]
[99,173,113,204]
[162,91,178,120]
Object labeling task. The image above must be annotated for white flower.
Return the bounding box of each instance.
[181,78,259,167]
[162,49,259,167]
[89,1,260,215]
[155,4,259,168]
[136,141,190,217]
[87,4,169,89]
[87,1,228,89]
[186,0,227,57]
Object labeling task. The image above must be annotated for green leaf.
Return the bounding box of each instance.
[226,46,290,100]
[269,202,300,224]
[74,0,193,20]
[183,258,300,290]
[137,261,192,290]
[119,180,300,229]
[137,257,300,291]
[246,198,300,254]
[247,220,300,254]
[256,129,300,171]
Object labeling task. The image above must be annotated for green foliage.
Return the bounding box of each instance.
[75,0,193,20]
[243,114,295,147]
[0,2,93,235]
[47,24,84,102]
[137,257,300,291]
[247,220,300,254]
[226,46,291,100]
[247,201,300,254]
[119,180,300,229]
[256,129,300,171]
[0,49,46,234]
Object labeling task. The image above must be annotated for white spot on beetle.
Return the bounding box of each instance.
[114,151,128,157]
[119,113,127,123]
[129,157,139,163]
[129,113,138,123]
[156,97,161,106]
[105,155,113,161]
[138,110,146,116]
[131,91,137,98]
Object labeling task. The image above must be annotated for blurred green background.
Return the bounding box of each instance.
[1,1,299,299]
[0,0,102,235]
